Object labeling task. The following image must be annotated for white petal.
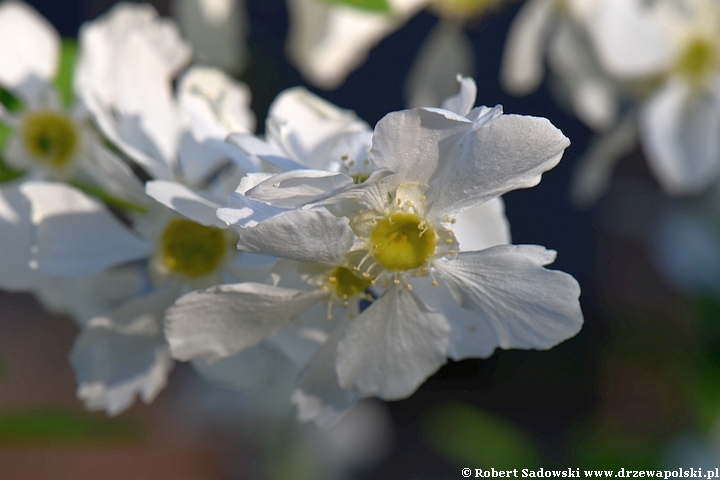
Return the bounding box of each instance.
[641,81,720,195]
[191,344,278,393]
[244,170,353,207]
[217,190,289,227]
[588,0,671,78]
[369,108,473,185]
[0,2,59,91]
[430,113,570,218]
[226,133,305,172]
[500,0,555,95]
[336,286,450,400]
[236,209,356,264]
[440,76,478,117]
[268,87,369,168]
[70,286,178,415]
[75,3,191,178]
[113,33,182,167]
[146,180,226,227]
[0,184,36,291]
[546,20,618,131]
[80,93,175,181]
[81,141,150,207]
[434,245,583,351]
[453,196,511,252]
[408,277,498,360]
[20,181,151,277]
[171,0,249,74]
[35,265,146,325]
[75,2,191,103]
[164,282,327,361]
[285,0,425,89]
[404,24,475,112]
[178,65,255,139]
[292,315,360,428]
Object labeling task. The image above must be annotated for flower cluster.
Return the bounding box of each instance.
[0,1,583,426]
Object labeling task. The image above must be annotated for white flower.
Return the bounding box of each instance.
[576,0,720,196]
[166,80,583,426]
[12,3,263,415]
[500,0,620,131]
[0,2,147,292]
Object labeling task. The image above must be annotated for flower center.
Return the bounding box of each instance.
[370,212,436,271]
[22,111,79,169]
[159,218,229,278]
[327,266,372,298]
[677,37,717,85]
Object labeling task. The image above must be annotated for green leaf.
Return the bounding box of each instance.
[423,402,543,469]
[0,409,143,447]
[323,0,391,13]
[0,87,23,112]
[70,181,148,214]
[0,124,25,183]
[54,39,78,107]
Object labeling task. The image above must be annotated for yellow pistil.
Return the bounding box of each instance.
[370,212,436,271]
[327,266,372,298]
[352,173,370,184]
[22,110,79,169]
[677,37,718,86]
[159,218,228,278]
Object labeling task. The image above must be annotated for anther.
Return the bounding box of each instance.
[432,280,439,286]
[419,196,426,202]
[406,284,413,291]
[362,272,370,278]
[341,154,349,160]
[421,267,428,274]
[393,279,401,285]
[446,238,453,243]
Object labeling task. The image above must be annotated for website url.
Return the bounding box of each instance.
[462,469,720,479]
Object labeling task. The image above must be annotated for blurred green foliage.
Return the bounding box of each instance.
[0,409,144,447]
[423,401,543,469]
[55,39,78,107]
[324,0,390,12]
[0,123,24,183]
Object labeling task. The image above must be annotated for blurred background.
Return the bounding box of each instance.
[2,0,720,478]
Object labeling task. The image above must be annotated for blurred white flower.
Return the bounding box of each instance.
[500,0,620,131]
[8,2,264,416]
[286,0,510,90]
[572,0,720,199]
[165,79,584,426]
[0,2,147,292]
